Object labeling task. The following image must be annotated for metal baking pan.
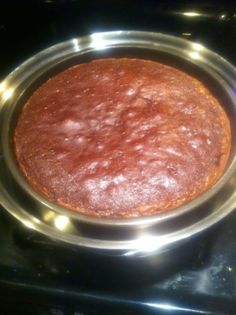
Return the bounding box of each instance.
[1,31,236,256]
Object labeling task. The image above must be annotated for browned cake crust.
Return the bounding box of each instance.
[14,58,231,218]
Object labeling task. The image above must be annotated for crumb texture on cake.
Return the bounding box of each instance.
[14,58,231,218]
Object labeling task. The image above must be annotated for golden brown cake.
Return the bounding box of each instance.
[14,58,231,218]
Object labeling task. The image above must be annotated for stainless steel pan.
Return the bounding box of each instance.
[1,31,236,256]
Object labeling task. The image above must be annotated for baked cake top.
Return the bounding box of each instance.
[14,58,231,218]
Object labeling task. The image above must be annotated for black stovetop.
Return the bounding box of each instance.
[1,207,236,315]
[1,1,236,314]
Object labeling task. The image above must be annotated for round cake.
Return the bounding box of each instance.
[14,58,231,218]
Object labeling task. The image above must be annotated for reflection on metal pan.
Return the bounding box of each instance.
[0,31,236,254]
